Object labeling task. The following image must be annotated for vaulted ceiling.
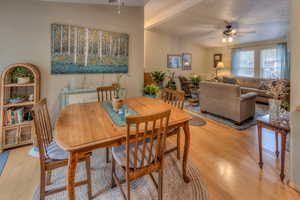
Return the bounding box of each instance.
[145,0,289,47]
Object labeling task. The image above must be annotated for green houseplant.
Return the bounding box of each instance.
[10,67,33,84]
[144,84,160,98]
[191,74,201,87]
[151,71,166,88]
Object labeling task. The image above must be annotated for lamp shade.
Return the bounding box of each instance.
[216,62,224,69]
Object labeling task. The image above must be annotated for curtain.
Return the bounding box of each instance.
[231,48,241,75]
[277,43,290,80]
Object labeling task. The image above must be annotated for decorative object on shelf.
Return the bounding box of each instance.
[144,84,160,98]
[0,63,40,152]
[215,62,224,78]
[151,71,166,89]
[266,80,289,121]
[167,54,182,68]
[8,96,25,104]
[51,24,129,74]
[213,54,222,68]
[10,67,33,84]
[182,53,192,70]
[112,74,125,112]
[165,71,177,90]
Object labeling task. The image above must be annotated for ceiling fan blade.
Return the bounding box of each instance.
[109,0,117,3]
[237,31,257,35]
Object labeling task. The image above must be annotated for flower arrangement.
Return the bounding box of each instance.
[266,80,288,100]
[191,74,201,86]
[151,71,166,86]
[114,74,124,99]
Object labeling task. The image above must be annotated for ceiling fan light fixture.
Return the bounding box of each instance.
[228,37,233,42]
[222,38,227,43]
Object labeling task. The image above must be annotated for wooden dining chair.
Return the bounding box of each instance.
[111,110,171,200]
[96,85,117,163]
[32,99,92,200]
[161,88,185,160]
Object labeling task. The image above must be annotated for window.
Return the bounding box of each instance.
[231,43,290,79]
[232,49,255,77]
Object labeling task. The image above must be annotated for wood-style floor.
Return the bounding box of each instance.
[0,109,299,200]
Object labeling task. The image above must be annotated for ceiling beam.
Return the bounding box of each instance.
[145,0,204,30]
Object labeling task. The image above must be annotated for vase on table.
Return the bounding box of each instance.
[112,97,124,112]
[269,99,281,121]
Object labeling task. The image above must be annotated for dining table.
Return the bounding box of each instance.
[55,96,192,200]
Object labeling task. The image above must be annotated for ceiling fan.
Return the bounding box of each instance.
[221,21,256,43]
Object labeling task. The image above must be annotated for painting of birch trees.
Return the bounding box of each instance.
[51,24,129,74]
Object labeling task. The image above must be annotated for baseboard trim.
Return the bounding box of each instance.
[288,181,300,193]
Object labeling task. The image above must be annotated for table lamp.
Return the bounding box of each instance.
[215,62,224,78]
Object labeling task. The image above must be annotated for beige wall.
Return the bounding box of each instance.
[145,30,208,88]
[290,0,300,190]
[0,0,144,118]
[206,39,287,78]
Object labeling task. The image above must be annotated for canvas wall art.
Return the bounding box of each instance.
[167,54,182,68]
[51,24,129,74]
[182,53,192,70]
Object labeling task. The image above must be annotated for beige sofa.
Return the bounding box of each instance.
[222,76,290,104]
[199,81,257,124]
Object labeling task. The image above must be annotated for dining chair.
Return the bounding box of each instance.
[96,85,117,163]
[111,109,171,200]
[161,88,185,160]
[32,99,92,200]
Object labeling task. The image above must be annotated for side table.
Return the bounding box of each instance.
[256,114,290,181]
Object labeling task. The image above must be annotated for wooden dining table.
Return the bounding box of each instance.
[55,96,192,200]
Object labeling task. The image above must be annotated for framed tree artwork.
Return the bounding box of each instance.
[51,23,129,74]
[167,54,182,69]
[182,53,192,70]
[214,54,222,68]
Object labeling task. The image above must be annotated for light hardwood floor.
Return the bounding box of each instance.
[0,109,299,200]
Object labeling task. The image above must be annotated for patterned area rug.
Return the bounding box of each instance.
[185,103,268,130]
[0,151,9,176]
[32,148,208,200]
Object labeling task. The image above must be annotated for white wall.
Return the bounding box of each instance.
[145,30,208,88]
[0,0,144,118]
[290,0,300,191]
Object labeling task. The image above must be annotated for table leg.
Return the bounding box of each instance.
[182,121,191,183]
[280,132,287,181]
[275,131,279,158]
[68,152,78,200]
[258,124,263,169]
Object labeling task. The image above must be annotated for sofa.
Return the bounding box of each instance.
[199,81,257,124]
[222,76,290,104]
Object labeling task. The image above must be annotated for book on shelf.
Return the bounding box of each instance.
[3,107,27,126]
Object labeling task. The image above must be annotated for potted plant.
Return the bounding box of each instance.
[266,80,289,121]
[9,95,25,104]
[165,71,176,90]
[151,71,166,88]
[191,74,201,87]
[144,84,160,98]
[112,74,125,112]
[10,67,33,84]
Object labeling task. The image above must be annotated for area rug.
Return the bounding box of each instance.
[0,151,9,176]
[185,103,268,130]
[32,148,208,200]
[188,113,207,126]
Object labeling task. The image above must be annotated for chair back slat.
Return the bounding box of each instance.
[32,99,53,160]
[162,88,185,110]
[126,110,171,171]
[96,85,116,103]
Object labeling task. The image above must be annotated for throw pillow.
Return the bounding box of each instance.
[223,76,237,84]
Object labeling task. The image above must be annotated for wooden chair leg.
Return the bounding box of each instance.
[40,169,46,200]
[177,131,181,160]
[158,169,163,200]
[46,170,52,185]
[85,157,92,200]
[111,157,116,188]
[127,177,131,200]
[106,148,110,163]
